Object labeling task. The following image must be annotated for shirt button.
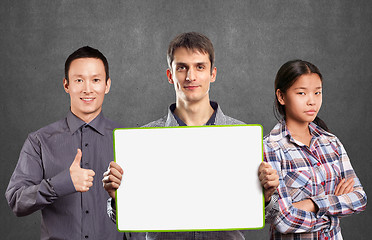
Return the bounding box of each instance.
[85,236,88,238]
[85,162,89,166]
[85,143,88,147]
[317,163,321,166]
[86,210,89,214]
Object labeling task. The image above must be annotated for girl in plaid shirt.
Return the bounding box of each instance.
[264,60,367,239]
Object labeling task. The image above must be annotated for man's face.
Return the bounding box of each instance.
[167,47,216,104]
[64,58,111,123]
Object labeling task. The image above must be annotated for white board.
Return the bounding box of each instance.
[114,125,264,232]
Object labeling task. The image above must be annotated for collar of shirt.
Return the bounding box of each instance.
[142,101,245,128]
[267,119,332,148]
[169,102,217,126]
[66,110,106,136]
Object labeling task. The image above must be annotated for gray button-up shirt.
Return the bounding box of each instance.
[6,111,125,240]
[109,102,277,240]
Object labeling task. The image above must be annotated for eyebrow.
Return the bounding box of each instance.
[91,74,103,78]
[294,87,322,90]
[70,74,103,78]
[174,62,208,65]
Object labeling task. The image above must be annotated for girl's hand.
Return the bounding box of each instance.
[334,178,354,196]
[293,199,318,213]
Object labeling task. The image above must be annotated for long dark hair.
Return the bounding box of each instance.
[274,59,329,132]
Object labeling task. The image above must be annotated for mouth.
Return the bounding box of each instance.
[80,97,95,103]
[305,110,317,115]
[184,86,199,90]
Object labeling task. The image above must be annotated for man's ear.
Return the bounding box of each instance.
[63,78,69,93]
[210,67,217,83]
[276,89,285,105]
[166,68,174,84]
[105,78,111,94]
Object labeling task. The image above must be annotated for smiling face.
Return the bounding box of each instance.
[64,58,111,123]
[167,47,216,104]
[277,73,322,125]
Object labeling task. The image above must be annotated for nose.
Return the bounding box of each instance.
[307,94,315,106]
[83,80,92,93]
[186,68,196,82]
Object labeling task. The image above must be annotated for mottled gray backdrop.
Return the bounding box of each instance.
[1,0,371,239]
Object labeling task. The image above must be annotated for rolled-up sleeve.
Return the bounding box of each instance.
[107,197,117,223]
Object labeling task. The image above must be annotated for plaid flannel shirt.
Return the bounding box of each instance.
[263,121,367,240]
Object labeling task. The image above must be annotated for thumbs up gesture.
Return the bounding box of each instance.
[69,149,95,192]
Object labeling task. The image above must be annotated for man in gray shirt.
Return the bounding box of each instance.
[103,32,279,240]
[6,46,125,240]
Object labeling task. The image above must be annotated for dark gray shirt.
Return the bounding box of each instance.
[6,111,125,240]
[109,102,277,240]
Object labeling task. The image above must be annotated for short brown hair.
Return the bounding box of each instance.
[167,32,215,73]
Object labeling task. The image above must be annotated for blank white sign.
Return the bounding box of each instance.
[114,125,264,232]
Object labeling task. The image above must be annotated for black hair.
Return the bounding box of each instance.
[64,46,109,83]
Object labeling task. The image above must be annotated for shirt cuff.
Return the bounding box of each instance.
[48,168,76,197]
[311,195,330,218]
[107,197,117,223]
[265,193,279,223]
[110,197,116,209]
[265,196,275,210]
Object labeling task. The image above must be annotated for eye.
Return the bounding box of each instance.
[197,65,205,70]
[297,92,305,95]
[315,91,322,95]
[75,79,83,83]
[93,78,100,83]
[176,66,186,71]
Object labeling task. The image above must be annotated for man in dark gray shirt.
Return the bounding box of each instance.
[6,46,125,240]
[103,32,279,240]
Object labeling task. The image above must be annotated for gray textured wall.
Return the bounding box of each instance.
[1,0,371,239]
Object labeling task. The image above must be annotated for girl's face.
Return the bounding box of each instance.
[277,73,322,124]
